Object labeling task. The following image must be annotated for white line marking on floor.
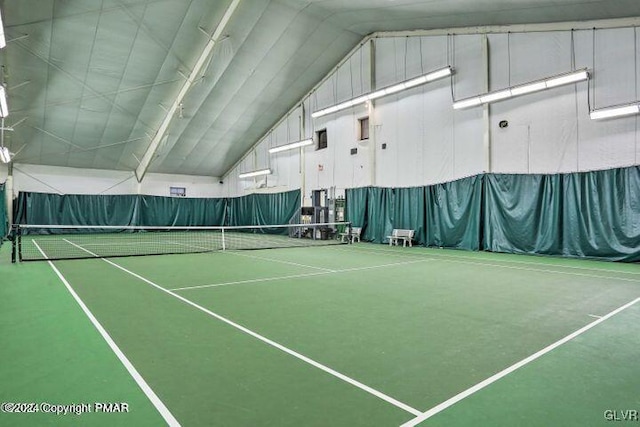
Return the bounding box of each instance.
[62,239,422,417]
[400,296,640,427]
[37,240,180,427]
[587,314,602,319]
[225,251,337,272]
[170,271,329,291]
[170,259,431,292]
[341,246,640,283]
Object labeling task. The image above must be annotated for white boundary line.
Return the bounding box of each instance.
[225,250,337,272]
[170,271,330,291]
[340,246,640,283]
[170,259,432,292]
[345,244,640,276]
[400,295,640,427]
[61,238,422,417]
[33,241,181,427]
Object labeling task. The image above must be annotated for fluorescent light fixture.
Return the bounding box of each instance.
[453,69,589,110]
[386,83,407,95]
[545,70,589,88]
[480,89,512,103]
[312,66,453,118]
[405,75,428,88]
[590,104,640,120]
[368,89,388,99]
[426,68,453,81]
[351,95,369,105]
[510,81,547,96]
[0,86,8,117]
[453,96,482,109]
[268,138,314,153]
[0,146,11,163]
[238,168,271,179]
[0,10,5,49]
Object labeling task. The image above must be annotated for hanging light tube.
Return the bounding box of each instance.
[0,146,10,163]
[0,10,5,49]
[0,86,8,117]
[268,138,313,154]
[453,69,589,110]
[312,66,453,118]
[590,103,640,120]
[238,168,271,179]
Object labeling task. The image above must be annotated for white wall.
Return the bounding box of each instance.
[10,163,223,198]
[6,24,640,202]
[223,25,640,198]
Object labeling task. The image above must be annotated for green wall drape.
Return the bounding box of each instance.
[394,187,427,246]
[11,165,640,261]
[227,190,300,231]
[254,191,301,232]
[561,167,640,262]
[345,187,369,228]
[345,166,639,262]
[226,194,255,226]
[484,174,562,255]
[14,190,300,233]
[14,192,140,228]
[346,182,469,247]
[363,187,394,243]
[484,168,640,261]
[139,196,226,226]
[426,175,483,250]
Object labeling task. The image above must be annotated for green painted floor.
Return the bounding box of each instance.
[1,242,639,426]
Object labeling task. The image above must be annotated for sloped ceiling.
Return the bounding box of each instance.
[3,0,640,177]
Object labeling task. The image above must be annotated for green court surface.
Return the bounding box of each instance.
[1,242,639,426]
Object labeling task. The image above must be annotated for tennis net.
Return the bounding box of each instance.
[12,222,351,262]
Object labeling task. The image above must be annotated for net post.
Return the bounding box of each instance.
[10,225,16,263]
[13,225,22,263]
[18,226,23,262]
[221,227,226,251]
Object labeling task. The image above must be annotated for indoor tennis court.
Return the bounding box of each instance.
[2,239,639,426]
[2,1,640,427]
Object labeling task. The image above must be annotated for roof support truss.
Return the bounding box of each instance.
[135,0,242,182]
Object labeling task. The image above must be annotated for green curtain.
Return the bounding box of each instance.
[561,167,640,262]
[361,187,394,243]
[16,190,300,230]
[345,186,369,235]
[483,174,562,255]
[14,192,140,230]
[226,194,256,226]
[426,175,483,250]
[0,183,6,241]
[393,187,427,246]
[139,196,226,226]
[254,190,301,233]
[12,166,640,262]
[227,190,301,229]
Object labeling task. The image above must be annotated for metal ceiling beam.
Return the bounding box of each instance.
[135,0,242,182]
[371,16,640,38]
